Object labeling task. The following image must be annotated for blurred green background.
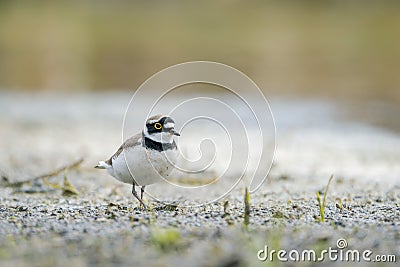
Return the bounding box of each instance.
[0,0,399,102]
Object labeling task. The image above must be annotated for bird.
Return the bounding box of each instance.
[95,114,180,207]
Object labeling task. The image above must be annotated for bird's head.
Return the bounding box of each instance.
[143,115,180,143]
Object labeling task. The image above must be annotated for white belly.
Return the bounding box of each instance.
[109,146,178,186]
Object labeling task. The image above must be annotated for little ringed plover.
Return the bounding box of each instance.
[95,115,180,206]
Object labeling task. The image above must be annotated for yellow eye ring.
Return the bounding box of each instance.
[154,122,162,130]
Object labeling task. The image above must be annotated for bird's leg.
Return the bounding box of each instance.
[140,186,145,201]
[132,184,146,208]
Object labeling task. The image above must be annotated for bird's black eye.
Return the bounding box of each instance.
[154,122,162,130]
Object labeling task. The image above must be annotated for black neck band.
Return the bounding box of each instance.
[144,137,176,152]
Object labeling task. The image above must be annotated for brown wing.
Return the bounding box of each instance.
[105,133,142,166]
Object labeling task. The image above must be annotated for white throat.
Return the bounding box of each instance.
[143,129,174,144]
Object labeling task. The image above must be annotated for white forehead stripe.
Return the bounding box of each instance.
[147,119,158,124]
[164,122,174,128]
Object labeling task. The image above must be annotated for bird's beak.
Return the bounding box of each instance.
[170,129,180,136]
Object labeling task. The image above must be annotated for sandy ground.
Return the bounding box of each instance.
[0,92,399,266]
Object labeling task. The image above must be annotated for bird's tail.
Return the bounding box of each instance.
[95,161,109,169]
